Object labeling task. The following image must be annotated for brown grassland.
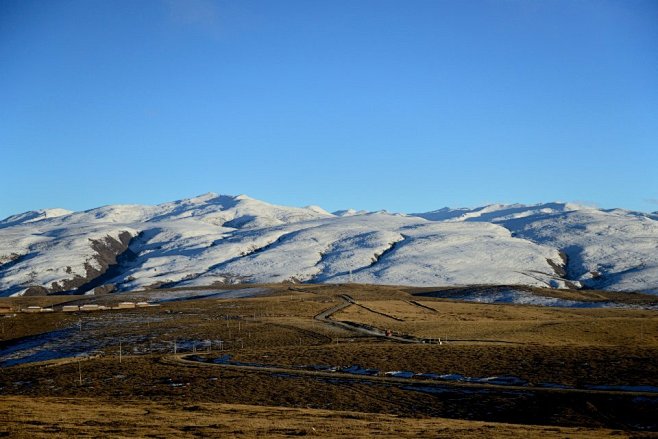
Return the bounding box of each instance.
[1,283,657,438]
[1,395,640,438]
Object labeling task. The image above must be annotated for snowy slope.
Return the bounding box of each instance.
[415,203,658,294]
[414,202,582,223]
[0,208,73,229]
[502,209,658,294]
[0,193,333,296]
[105,212,565,291]
[1,195,657,296]
[0,223,138,296]
[177,214,564,288]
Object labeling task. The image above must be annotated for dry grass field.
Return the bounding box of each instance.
[1,283,657,437]
[334,298,658,346]
[2,396,639,438]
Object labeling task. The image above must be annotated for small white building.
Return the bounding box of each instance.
[80,304,100,312]
[23,306,43,313]
[63,305,80,312]
[116,302,136,309]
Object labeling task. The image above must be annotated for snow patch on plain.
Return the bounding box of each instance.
[428,289,625,308]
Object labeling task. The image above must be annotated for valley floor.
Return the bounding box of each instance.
[1,284,657,437]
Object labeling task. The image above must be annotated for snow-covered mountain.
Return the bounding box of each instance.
[1,193,657,296]
[0,208,73,228]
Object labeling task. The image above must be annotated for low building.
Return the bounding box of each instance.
[116,302,136,309]
[24,306,43,313]
[136,302,150,307]
[0,305,13,314]
[80,304,100,312]
[63,305,79,312]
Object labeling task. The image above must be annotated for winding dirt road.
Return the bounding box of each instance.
[164,353,658,398]
[313,294,418,343]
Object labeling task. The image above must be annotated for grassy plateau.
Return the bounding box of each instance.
[1,283,657,438]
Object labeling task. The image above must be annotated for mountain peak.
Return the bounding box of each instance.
[0,208,73,228]
[333,208,368,217]
[187,192,220,203]
[305,205,332,215]
[234,194,254,201]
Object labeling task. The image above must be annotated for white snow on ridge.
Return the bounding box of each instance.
[333,208,369,217]
[0,208,73,228]
[175,214,564,289]
[331,221,568,288]
[496,209,658,293]
[413,203,658,294]
[413,202,583,223]
[1,194,657,296]
[0,223,138,296]
[0,194,335,295]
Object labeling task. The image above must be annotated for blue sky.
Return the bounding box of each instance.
[1,0,657,218]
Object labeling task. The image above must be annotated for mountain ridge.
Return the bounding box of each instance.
[1,193,657,296]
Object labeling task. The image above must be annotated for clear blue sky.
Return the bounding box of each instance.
[2,0,657,218]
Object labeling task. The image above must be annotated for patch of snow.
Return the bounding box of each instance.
[339,365,379,376]
[305,205,333,216]
[333,209,368,217]
[424,289,630,308]
[385,371,415,378]
[0,208,73,228]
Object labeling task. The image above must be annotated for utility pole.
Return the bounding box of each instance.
[119,339,122,363]
[78,359,83,385]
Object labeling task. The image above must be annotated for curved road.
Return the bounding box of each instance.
[313,294,418,343]
[165,353,658,398]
